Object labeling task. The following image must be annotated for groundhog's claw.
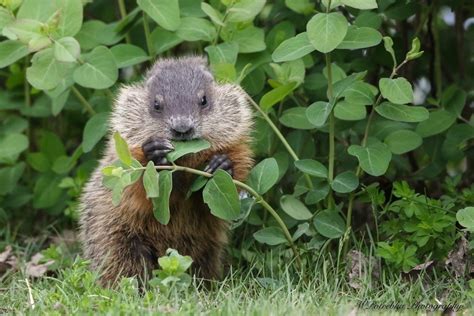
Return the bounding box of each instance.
[142,137,174,165]
[204,154,233,176]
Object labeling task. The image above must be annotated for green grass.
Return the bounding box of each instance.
[1,242,472,315]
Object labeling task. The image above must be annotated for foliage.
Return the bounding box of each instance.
[376,181,460,272]
[0,0,473,279]
[149,248,194,294]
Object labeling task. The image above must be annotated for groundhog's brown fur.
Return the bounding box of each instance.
[79,57,253,285]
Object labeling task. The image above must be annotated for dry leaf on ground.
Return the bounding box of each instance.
[0,246,18,275]
[25,253,55,278]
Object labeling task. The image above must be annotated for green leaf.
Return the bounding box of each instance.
[226,0,266,23]
[205,42,239,65]
[203,170,240,221]
[375,102,429,123]
[379,77,413,105]
[313,209,345,239]
[442,85,467,116]
[259,82,297,111]
[167,139,211,162]
[332,72,366,100]
[415,109,457,138]
[73,46,118,89]
[342,81,375,105]
[406,37,423,61]
[229,25,266,53]
[341,0,377,9]
[305,184,330,204]
[201,2,224,26]
[2,18,43,43]
[280,195,312,220]
[383,36,397,67]
[285,0,315,14]
[306,12,348,53]
[33,173,63,208]
[457,207,474,231]
[39,131,65,161]
[54,37,80,62]
[82,112,109,153]
[180,0,206,17]
[253,227,287,245]
[384,130,422,154]
[247,158,279,195]
[348,139,392,176]
[143,161,160,199]
[279,107,317,130]
[27,48,74,90]
[152,170,173,225]
[0,163,25,195]
[306,101,332,127]
[26,152,50,172]
[176,17,216,42]
[0,40,29,69]
[0,133,29,163]
[18,0,83,38]
[354,11,382,29]
[113,132,132,167]
[294,159,328,178]
[110,44,149,68]
[334,101,366,121]
[138,0,180,31]
[151,27,183,54]
[0,8,14,31]
[331,171,359,193]
[337,26,382,50]
[75,20,123,49]
[272,32,315,62]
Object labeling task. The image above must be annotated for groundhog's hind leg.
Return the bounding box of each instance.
[85,229,157,286]
[183,237,225,281]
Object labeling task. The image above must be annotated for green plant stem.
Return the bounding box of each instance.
[130,164,302,268]
[72,86,96,116]
[432,1,442,99]
[246,95,313,190]
[117,0,131,44]
[143,13,154,56]
[325,54,335,208]
[212,11,229,46]
[343,59,410,254]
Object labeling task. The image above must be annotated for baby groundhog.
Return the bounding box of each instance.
[79,56,254,285]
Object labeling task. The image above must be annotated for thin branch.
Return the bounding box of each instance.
[246,94,314,190]
[143,13,154,56]
[117,0,131,44]
[72,86,96,116]
[127,163,302,267]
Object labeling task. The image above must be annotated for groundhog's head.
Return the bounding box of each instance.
[111,56,253,150]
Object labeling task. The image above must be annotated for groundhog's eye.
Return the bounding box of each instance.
[153,99,161,110]
[200,95,208,107]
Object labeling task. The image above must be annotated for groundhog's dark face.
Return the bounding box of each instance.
[145,58,215,141]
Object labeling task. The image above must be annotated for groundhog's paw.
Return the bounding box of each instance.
[204,154,233,176]
[142,137,174,165]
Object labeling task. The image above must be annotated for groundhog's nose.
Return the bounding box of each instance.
[171,123,195,140]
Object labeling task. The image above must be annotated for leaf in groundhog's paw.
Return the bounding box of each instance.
[166,139,211,162]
